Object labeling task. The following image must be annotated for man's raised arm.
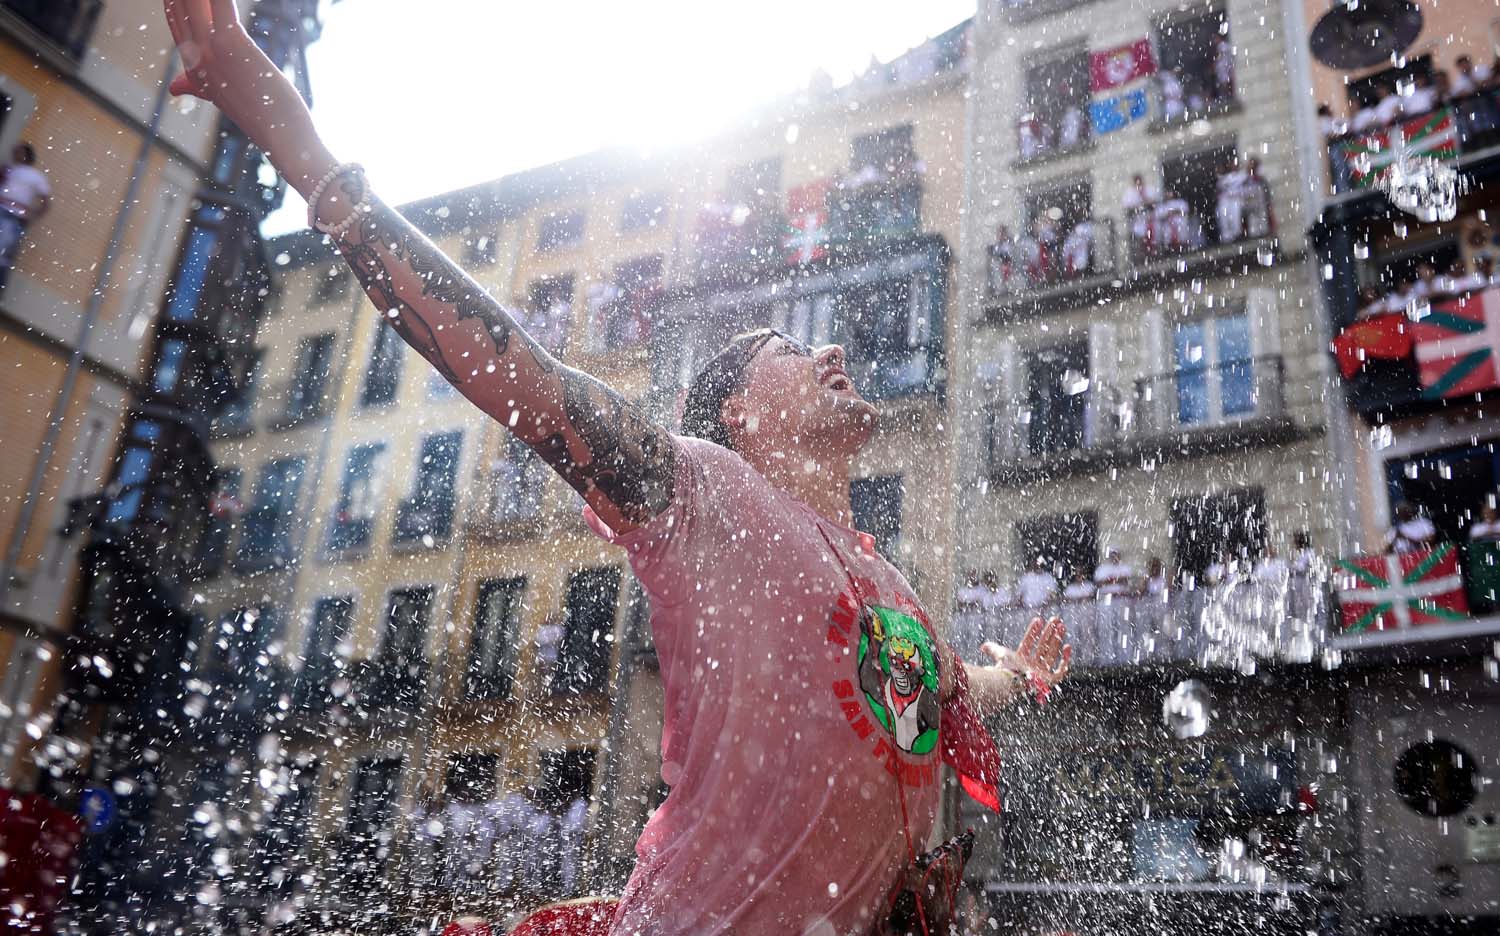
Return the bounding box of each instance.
[328,180,675,532]
[160,0,674,534]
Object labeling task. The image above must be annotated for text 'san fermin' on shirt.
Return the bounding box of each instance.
[585,437,947,936]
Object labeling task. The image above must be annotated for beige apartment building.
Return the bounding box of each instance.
[192,21,973,925]
[0,0,222,785]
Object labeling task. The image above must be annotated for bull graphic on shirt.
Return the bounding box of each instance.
[857,604,940,755]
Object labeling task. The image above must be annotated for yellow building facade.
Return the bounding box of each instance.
[0,0,221,785]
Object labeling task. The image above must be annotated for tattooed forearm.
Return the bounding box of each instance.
[324,174,674,529]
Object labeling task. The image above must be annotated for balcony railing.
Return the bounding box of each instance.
[393,498,454,545]
[1,0,102,62]
[966,578,1328,672]
[990,356,1289,477]
[988,218,1117,300]
[1327,91,1500,196]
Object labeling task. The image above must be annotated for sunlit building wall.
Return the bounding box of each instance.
[0,0,224,785]
[193,20,973,925]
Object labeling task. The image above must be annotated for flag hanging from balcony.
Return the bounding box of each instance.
[1335,543,1469,633]
[1330,312,1413,379]
[784,177,833,266]
[1341,109,1459,189]
[1090,40,1156,92]
[1411,290,1500,398]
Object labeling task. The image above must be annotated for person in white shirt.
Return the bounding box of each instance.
[1018,557,1060,608]
[1350,104,1381,133]
[1156,192,1205,252]
[1062,570,1096,602]
[1254,544,1289,583]
[1216,159,1250,243]
[1243,158,1273,238]
[1160,70,1188,122]
[1291,530,1317,577]
[1470,504,1500,542]
[1451,55,1493,97]
[1317,104,1349,139]
[1384,501,1438,554]
[1373,84,1404,126]
[1062,218,1096,276]
[1018,113,1052,161]
[1058,100,1087,150]
[1143,556,1168,600]
[1401,73,1439,117]
[1213,36,1235,101]
[952,569,996,662]
[989,224,1016,294]
[0,143,50,290]
[1093,546,1137,598]
[1123,174,1161,257]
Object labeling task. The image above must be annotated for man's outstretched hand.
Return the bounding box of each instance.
[162,0,335,196]
[967,616,1072,712]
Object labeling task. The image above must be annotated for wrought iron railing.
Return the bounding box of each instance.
[987,218,1118,300]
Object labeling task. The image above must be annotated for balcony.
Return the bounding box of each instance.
[353,657,428,714]
[1326,92,1500,198]
[989,356,1296,484]
[325,512,373,554]
[1015,113,1093,167]
[266,376,330,431]
[828,169,923,246]
[392,498,454,547]
[988,218,1118,310]
[1,0,102,63]
[974,578,1328,673]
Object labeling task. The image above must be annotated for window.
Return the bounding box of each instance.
[620,191,666,233]
[1162,144,1234,245]
[841,276,929,395]
[194,468,243,577]
[1017,511,1099,583]
[1173,311,1253,426]
[153,339,188,395]
[852,124,916,175]
[237,457,306,567]
[1021,50,1092,157]
[486,433,545,527]
[297,597,352,711]
[596,255,663,349]
[345,757,402,878]
[1154,5,1234,118]
[850,475,904,559]
[1024,341,1091,455]
[463,231,500,267]
[313,266,351,304]
[537,209,585,252]
[2,0,105,61]
[394,432,463,543]
[467,578,526,701]
[374,587,432,710]
[538,747,597,809]
[327,444,385,552]
[553,567,621,696]
[213,605,283,707]
[279,332,335,427]
[522,274,575,355]
[360,324,405,407]
[444,753,499,804]
[214,348,264,435]
[1170,488,1265,581]
[103,420,161,525]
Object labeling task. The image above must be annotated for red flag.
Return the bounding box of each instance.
[1330,312,1413,379]
[1335,544,1469,633]
[784,177,833,265]
[1411,289,1500,399]
[1090,40,1157,92]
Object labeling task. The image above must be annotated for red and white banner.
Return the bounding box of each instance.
[1090,39,1156,92]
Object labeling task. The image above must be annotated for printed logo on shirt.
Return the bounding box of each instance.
[826,579,941,789]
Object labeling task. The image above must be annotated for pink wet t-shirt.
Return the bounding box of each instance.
[586,437,964,936]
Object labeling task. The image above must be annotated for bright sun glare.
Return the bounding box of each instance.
[263,0,972,234]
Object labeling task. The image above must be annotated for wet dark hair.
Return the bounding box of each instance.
[678,328,783,451]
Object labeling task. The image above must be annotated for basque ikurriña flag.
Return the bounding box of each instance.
[1336,543,1470,633]
[1343,109,1459,189]
[783,177,833,266]
[1411,289,1500,399]
[1089,39,1156,92]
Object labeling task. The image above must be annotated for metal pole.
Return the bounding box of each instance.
[0,52,179,618]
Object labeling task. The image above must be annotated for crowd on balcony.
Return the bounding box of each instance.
[1319,53,1500,142]
[1123,160,1272,261]
[0,142,51,290]
[988,214,1105,293]
[1157,36,1236,123]
[1354,255,1495,320]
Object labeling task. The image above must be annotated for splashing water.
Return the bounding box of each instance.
[1162,679,1212,740]
[1378,152,1468,224]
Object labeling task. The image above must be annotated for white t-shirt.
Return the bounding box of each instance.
[1093,561,1137,596]
[1374,94,1404,126]
[1385,516,1437,553]
[1063,580,1096,601]
[1469,520,1500,542]
[1403,87,1439,117]
[1017,570,1059,608]
[0,163,49,217]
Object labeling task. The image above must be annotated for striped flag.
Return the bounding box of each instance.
[1411,289,1500,399]
[1342,108,1459,189]
[1336,544,1470,633]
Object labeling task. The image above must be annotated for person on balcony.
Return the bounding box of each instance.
[0,142,50,290]
[1451,55,1492,98]
[1014,218,1049,286]
[1143,557,1168,601]
[1470,504,1500,542]
[1018,112,1052,161]
[1123,174,1160,257]
[1093,546,1137,600]
[1355,286,1386,321]
[1058,87,1086,150]
[1253,544,1289,583]
[1156,190,1205,252]
[1061,217,1097,277]
[1317,104,1349,140]
[1384,501,1437,554]
[1373,81,1405,127]
[1215,158,1250,243]
[1018,557,1061,609]
[1401,72,1441,119]
[989,223,1016,294]
[1160,69,1188,122]
[1212,35,1235,103]
[1242,158,1273,239]
[1291,530,1317,578]
[1062,569,1096,602]
[1453,256,1495,296]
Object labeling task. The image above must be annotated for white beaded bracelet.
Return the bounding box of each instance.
[306,162,369,239]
